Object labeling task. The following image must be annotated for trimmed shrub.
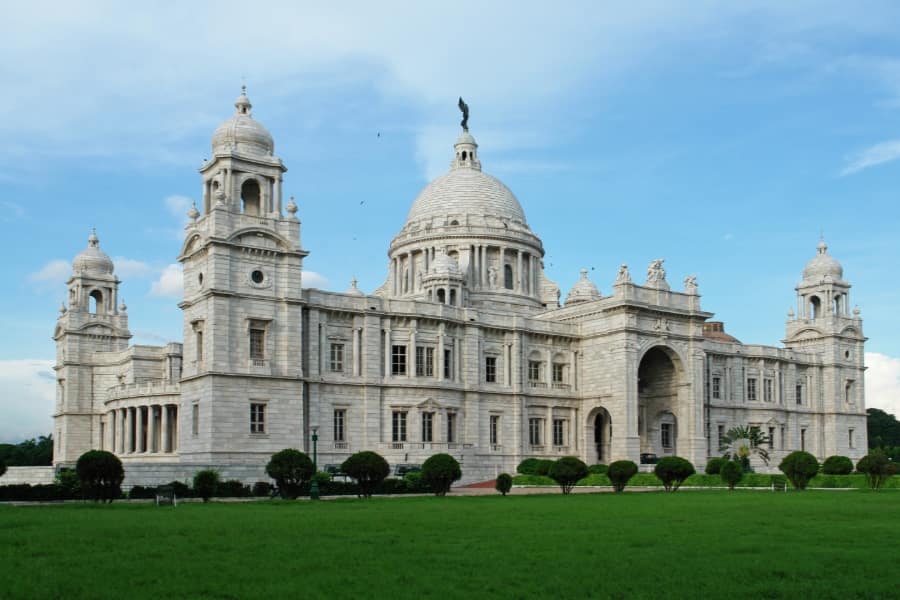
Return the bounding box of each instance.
[588,464,608,475]
[822,455,854,476]
[516,458,541,475]
[495,473,513,496]
[128,485,157,499]
[266,449,315,499]
[252,481,272,497]
[857,451,896,491]
[779,451,819,490]
[55,467,81,497]
[341,451,390,499]
[607,460,638,492]
[549,457,589,495]
[720,460,743,490]
[75,450,124,503]
[705,457,727,475]
[216,479,250,498]
[535,459,555,476]
[166,480,192,498]
[421,453,462,496]
[193,469,220,502]
[654,456,696,492]
[311,471,331,486]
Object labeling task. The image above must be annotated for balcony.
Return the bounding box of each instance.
[551,382,571,390]
[528,381,547,389]
[333,442,348,450]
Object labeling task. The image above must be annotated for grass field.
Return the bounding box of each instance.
[2,491,898,599]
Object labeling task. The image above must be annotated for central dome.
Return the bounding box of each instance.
[406,168,527,225]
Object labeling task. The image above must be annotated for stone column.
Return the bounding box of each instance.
[136,406,144,453]
[171,406,178,452]
[517,250,523,293]
[275,176,283,215]
[161,403,170,453]
[437,325,445,381]
[352,328,360,377]
[500,247,507,287]
[125,407,133,454]
[107,411,115,452]
[384,320,392,378]
[408,322,416,379]
[480,246,487,287]
[119,409,126,454]
[546,406,553,448]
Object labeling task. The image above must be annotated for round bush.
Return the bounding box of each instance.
[588,464,608,475]
[778,451,819,490]
[535,459,555,476]
[654,456,696,492]
[421,453,462,496]
[705,457,727,475]
[341,451,390,499]
[719,460,743,490]
[193,469,220,502]
[495,473,513,496]
[266,448,314,499]
[549,457,589,495]
[252,481,272,497]
[607,460,638,492]
[75,450,124,503]
[857,451,895,491]
[516,458,541,475]
[821,455,853,476]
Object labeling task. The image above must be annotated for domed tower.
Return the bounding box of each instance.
[178,87,307,463]
[785,239,867,456]
[53,230,131,464]
[565,269,601,306]
[379,101,558,309]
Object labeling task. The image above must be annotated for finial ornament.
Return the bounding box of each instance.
[187,202,200,222]
[286,195,298,217]
[615,263,632,284]
[458,97,469,132]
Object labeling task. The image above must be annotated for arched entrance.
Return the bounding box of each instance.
[637,346,682,457]
[589,407,612,464]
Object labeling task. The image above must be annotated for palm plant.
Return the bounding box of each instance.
[719,426,770,471]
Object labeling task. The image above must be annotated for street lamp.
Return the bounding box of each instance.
[310,425,320,500]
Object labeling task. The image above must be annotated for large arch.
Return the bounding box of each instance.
[586,406,612,464]
[637,345,683,458]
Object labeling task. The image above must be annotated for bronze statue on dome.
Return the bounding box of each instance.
[458,97,469,132]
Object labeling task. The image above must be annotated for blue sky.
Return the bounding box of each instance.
[2,1,900,441]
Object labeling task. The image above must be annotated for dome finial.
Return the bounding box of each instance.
[88,227,99,247]
[817,235,828,255]
[235,84,252,115]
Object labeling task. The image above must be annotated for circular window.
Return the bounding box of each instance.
[198,273,204,286]
[251,270,265,284]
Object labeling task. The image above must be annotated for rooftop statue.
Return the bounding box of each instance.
[458,97,469,132]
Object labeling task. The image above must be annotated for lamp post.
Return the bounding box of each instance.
[310,425,320,500]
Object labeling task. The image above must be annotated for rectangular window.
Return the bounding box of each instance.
[196,331,203,362]
[768,426,776,449]
[780,426,785,450]
[747,378,757,402]
[764,378,773,403]
[426,347,434,377]
[421,412,434,443]
[552,363,564,384]
[391,345,407,376]
[249,328,265,361]
[553,419,565,447]
[800,428,806,451]
[712,376,721,399]
[329,343,344,372]
[490,415,499,446]
[192,404,199,436]
[250,403,266,434]
[717,425,725,450]
[529,418,542,446]
[661,423,673,449]
[795,383,803,405]
[845,380,855,404]
[849,428,855,449]
[485,356,497,383]
[415,346,435,377]
[444,348,452,379]
[392,411,407,442]
[447,412,457,443]
[528,360,541,382]
[749,426,760,448]
[333,409,345,442]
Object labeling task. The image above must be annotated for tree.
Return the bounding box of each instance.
[857,450,896,491]
[720,460,743,490]
[719,426,770,471]
[193,469,220,502]
[495,473,513,496]
[0,459,6,479]
[866,408,900,449]
[821,455,854,475]
[548,457,589,495]
[75,450,124,503]
[607,460,638,492]
[705,457,727,475]
[0,435,53,467]
[778,451,819,490]
[341,451,390,499]
[421,453,462,496]
[654,456,695,492]
[266,449,314,499]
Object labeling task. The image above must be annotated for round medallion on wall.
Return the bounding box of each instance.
[248,268,271,289]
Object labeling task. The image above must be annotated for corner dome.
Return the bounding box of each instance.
[565,269,600,305]
[73,229,114,276]
[211,86,274,156]
[426,249,462,279]
[345,278,365,296]
[802,239,843,283]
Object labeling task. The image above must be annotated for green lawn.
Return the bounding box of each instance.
[1,491,898,599]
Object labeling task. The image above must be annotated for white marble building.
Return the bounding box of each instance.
[51,89,868,484]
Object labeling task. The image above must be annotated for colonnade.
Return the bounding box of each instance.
[108,404,178,456]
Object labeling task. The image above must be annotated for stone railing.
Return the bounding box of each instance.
[108,381,180,401]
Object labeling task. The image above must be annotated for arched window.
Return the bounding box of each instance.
[504,264,514,290]
[449,289,457,305]
[241,179,261,216]
[810,296,821,319]
[89,290,103,314]
[462,150,467,161]
[834,294,842,316]
[437,289,446,304]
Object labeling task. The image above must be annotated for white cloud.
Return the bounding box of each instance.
[0,359,55,443]
[112,257,154,279]
[865,352,900,417]
[164,195,194,219]
[839,139,900,176]
[150,264,183,298]
[28,259,71,283]
[302,271,329,289]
